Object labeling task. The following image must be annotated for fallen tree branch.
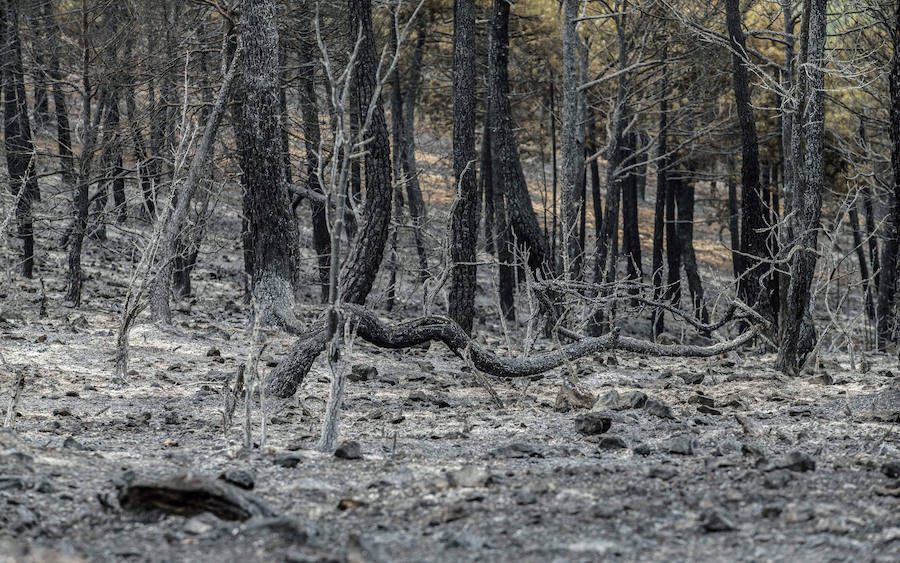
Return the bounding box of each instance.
[265,305,760,399]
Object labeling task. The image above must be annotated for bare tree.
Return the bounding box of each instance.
[449,0,478,334]
[777,0,828,375]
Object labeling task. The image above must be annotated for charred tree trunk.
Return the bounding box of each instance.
[651,53,668,339]
[665,171,681,304]
[561,0,584,280]
[449,0,479,334]
[339,0,394,306]
[589,17,627,335]
[481,111,494,255]
[621,130,642,290]
[777,0,827,374]
[487,0,552,286]
[673,174,709,326]
[727,164,743,281]
[235,0,301,326]
[725,0,772,324]
[43,0,74,195]
[858,121,879,292]
[876,0,900,347]
[298,20,330,303]
[401,20,429,281]
[849,200,875,321]
[1,0,37,279]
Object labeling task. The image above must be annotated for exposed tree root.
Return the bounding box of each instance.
[265,304,760,399]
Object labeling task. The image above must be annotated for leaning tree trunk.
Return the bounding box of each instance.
[725,0,773,324]
[449,0,479,334]
[876,0,900,347]
[560,0,584,281]
[777,0,827,375]
[487,0,552,282]
[339,0,394,306]
[1,0,37,279]
[235,0,301,326]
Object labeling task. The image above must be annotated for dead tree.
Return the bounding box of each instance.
[651,48,668,339]
[449,0,478,334]
[1,0,38,279]
[298,15,331,302]
[265,304,760,400]
[236,0,302,327]
[487,0,553,319]
[725,0,773,324]
[776,0,827,375]
[561,0,585,280]
[339,0,394,306]
[876,1,900,347]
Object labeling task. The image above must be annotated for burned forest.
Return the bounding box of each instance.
[1,0,899,560]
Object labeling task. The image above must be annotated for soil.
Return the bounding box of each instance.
[0,160,898,562]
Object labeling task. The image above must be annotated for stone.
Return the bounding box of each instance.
[597,436,628,450]
[574,413,612,435]
[633,443,654,456]
[555,378,598,412]
[206,347,221,357]
[644,398,676,419]
[648,465,678,480]
[183,516,213,535]
[702,509,736,532]
[600,389,647,411]
[881,460,900,479]
[698,405,722,416]
[775,451,816,472]
[713,440,740,456]
[349,364,378,383]
[688,394,715,407]
[763,470,794,489]
[334,441,362,460]
[680,371,705,385]
[219,469,255,490]
[273,455,302,468]
[53,407,72,417]
[447,466,491,488]
[489,442,545,459]
[665,435,697,456]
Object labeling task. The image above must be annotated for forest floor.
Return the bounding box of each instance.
[1,155,899,562]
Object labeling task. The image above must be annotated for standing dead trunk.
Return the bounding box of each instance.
[487,0,552,285]
[651,51,668,339]
[236,0,301,326]
[298,19,330,303]
[725,0,773,324]
[43,0,74,196]
[449,0,479,334]
[673,173,709,326]
[849,200,875,321]
[339,0,394,306]
[561,0,584,280]
[1,0,37,279]
[401,20,429,281]
[621,130,642,290]
[876,0,900,347]
[777,0,827,374]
